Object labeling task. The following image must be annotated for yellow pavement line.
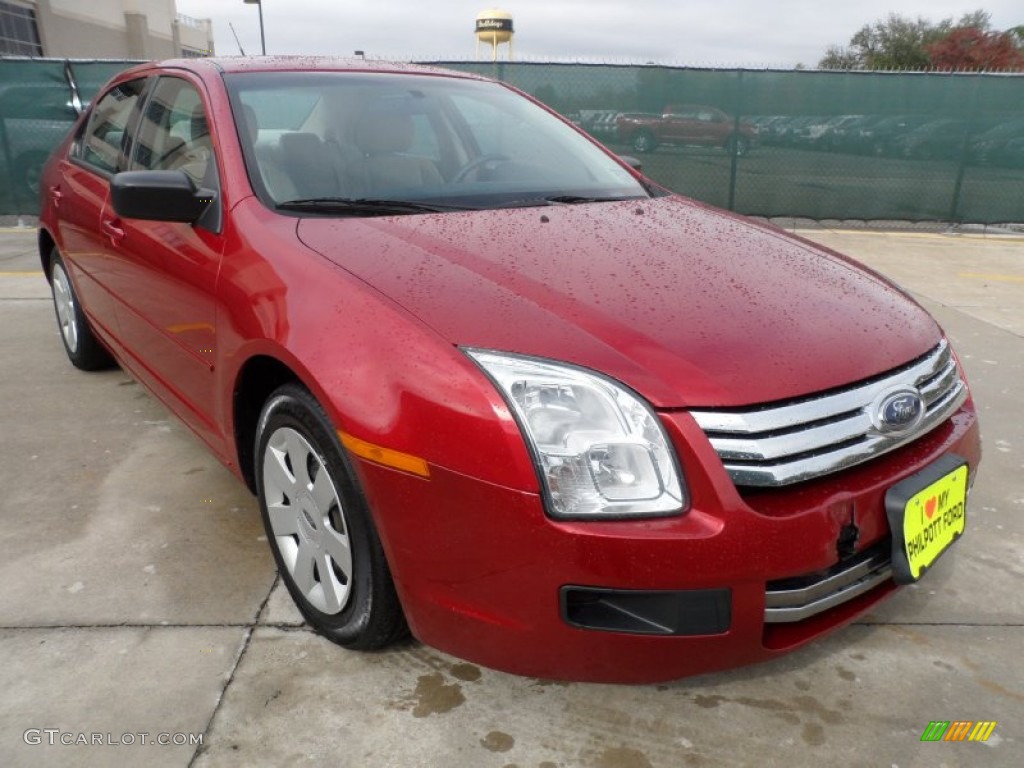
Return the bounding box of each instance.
[0,271,43,276]
[958,272,1024,282]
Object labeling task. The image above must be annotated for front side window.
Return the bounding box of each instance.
[77,79,147,174]
[130,76,216,189]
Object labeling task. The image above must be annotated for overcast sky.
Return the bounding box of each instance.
[174,1,1022,67]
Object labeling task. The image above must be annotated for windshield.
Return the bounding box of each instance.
[225,71,649,213]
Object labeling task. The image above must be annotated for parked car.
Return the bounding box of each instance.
[968,117,1024,165]
[790,115,845,149]
[852,115,934,156]
[616,104,755,155]
[770,115,818,147]
[990,135,1024,168]
[749,115,789,145]
[575,109,624,141]
[802,114,864,151]
[827,114,884,153]
[890,118,969,161]
[39,57,980,683]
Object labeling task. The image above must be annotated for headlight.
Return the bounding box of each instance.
[467,350,687,519]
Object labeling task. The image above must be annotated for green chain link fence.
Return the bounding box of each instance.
[0,59,140,217]
[435,62,1024,224]
[3,58,1023,223]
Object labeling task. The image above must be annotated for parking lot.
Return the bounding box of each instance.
[609,144,1024,223]
[1,223,1022,767]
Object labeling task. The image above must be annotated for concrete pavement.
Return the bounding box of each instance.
[0,225,1021,767]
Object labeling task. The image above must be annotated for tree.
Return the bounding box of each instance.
[816,9,1009,70]
[818,45,860,70]
[927,28,1024,70]
[848,14,950,69]
[956,10,994,31]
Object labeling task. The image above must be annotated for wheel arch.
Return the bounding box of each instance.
[38,227,57,281]
[232,354,306,493]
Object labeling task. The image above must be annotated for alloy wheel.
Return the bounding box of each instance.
[51,262,79,353]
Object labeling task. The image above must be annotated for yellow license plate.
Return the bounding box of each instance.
[885,455,968,584]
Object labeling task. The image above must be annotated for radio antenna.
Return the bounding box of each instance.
[229,22,246,56]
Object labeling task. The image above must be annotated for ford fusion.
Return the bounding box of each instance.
[38,57,981,683]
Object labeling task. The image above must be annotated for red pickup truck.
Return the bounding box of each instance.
[617,104,755,155]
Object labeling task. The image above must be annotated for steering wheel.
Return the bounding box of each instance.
[452,154,510,183]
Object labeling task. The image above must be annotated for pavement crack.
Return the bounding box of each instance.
[187,574,280,767]
[188,626,254,768]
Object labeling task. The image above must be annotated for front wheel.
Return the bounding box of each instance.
[49,249,114,370]
[726,135,750,157]
[255,384,407,649]
[632,131,657,154]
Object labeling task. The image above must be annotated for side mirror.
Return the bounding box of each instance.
[619,155,643,173]
[110,170,214,223]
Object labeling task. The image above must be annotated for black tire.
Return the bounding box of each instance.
[632,130,657,154]
[48,249,114,371]
[726,135,750,157]
[255,384,407,650]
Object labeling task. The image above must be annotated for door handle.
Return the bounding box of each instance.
[102,218,125,245]
[49,187,63,208]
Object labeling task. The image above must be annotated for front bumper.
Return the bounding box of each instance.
[355,398,980,683]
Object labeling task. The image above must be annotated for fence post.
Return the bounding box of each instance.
[947,73,980,223]
[727,70,744,212]
[0,114,17,216]
[63,59,83,115]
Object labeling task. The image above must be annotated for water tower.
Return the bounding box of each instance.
[475,9,514,61]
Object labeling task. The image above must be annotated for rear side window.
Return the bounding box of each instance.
[76,78,146,173]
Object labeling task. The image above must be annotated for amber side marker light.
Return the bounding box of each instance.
[338,431,431,478]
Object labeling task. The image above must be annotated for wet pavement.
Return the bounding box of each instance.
[1,224,1021,767]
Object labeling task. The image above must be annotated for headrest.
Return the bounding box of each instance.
[354,111,415,155]
[280,131,325,157]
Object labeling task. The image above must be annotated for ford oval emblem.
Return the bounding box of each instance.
[872,388,925,434]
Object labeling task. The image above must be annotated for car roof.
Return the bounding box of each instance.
[117,55,486,81]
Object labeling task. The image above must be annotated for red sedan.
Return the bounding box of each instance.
[38,57,980,683]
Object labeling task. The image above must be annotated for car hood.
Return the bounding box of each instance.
[296,197,940,408]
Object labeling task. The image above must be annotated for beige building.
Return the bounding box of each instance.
[0,0,214,58]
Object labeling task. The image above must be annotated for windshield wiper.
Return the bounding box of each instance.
[492,195,643,209]
[276,198,478,215]
[543,195,640,205]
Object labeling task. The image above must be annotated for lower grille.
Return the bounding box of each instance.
[561,586,732,636]
[764,545,892,624]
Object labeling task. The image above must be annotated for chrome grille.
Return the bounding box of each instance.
[690,341,966,487]
[764,545,892,623]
